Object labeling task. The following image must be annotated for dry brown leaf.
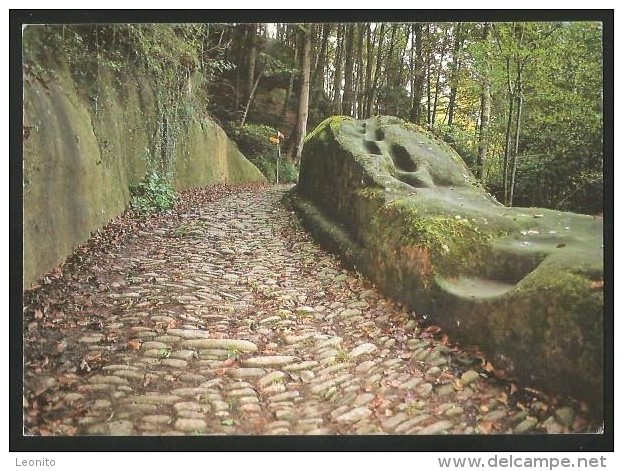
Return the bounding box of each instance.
[128,339,141,350]
[590,279,604,289]
[34,309,43,319]
[440,372,455,382]
[479,421,493,433]
[369,395,385,409]
[497,392,508,405]
[58,374,80,386]
[86,351,102,363]
[424,325,441,335]
[55,340,67,353]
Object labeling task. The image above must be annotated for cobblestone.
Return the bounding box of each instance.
[23,186,597,437]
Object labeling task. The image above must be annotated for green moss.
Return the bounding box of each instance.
[378,200,494,276]
[305,115,353,143]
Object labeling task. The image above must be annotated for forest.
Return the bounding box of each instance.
[24,21,604,214]
[19,20,608,439]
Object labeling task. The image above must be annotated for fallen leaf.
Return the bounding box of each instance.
[497,392,508,405]
[439,372,455,382]
[510,383,518,395]
[86,351,102,363]
[424,325,441,335]
[484,361,495,373]
[479,421,493,433]
[58,374,80,386]
[480,404,489,413]
[55,340,67,354]
[34,309,43,319]
[369,395,386,409]
[128,339,141,350]
[590,279,604,289]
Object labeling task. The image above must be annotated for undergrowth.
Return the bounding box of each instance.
[230,122,298,183]
[129,171,177,216]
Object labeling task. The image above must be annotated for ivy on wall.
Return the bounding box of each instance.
[24,23,228,214]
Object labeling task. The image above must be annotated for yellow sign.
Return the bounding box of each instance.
[269,136,280,144]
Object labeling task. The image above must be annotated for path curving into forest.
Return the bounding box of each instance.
[22,185,595,436]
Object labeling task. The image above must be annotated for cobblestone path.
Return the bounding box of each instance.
[23,185,592,435]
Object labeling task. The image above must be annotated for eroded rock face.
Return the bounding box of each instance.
[22,56,265,290]
[292,115,603,414]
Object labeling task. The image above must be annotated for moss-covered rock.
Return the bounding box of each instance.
[292,115,603,416]
[23,50,265,290]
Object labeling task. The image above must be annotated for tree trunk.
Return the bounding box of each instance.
[280,27,298,129]
[364,23,375,118]
[447,22,463,127]
[503,91,515,205]
[356,23,365,118]
[370,23,386,116]
[287,24,312,164]
[332,24,344,115]
[381,24,398,115]
[342,24,356,116]
[410,23,424,124]
[234,24,246,112]
[509,89,523,207]
[311,23,330,100]
[239,69,264,127]
[245,24,257,101]
[476,22,491,180]
[431,27,448,128]
[409,24,416,118]
[426,24,432,128]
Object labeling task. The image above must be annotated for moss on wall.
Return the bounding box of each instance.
[23,50,265,290]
